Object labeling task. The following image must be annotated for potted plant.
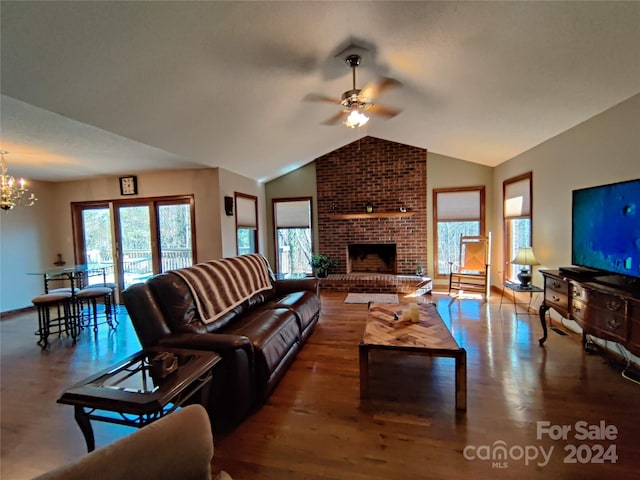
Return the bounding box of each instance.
[310,254,337,278]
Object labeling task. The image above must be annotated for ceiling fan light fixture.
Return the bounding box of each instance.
[344,108,369,128]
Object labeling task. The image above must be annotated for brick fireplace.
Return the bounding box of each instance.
[315,136,427,276]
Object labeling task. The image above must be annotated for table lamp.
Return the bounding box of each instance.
[511,247,540,287]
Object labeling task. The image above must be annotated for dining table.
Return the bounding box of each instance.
[27,264,105,294]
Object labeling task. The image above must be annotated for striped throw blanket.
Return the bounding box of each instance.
[171,254,273,324]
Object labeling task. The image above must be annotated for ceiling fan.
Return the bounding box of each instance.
[305,54,402,128]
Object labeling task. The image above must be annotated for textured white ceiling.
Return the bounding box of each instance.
[1,1,639,182]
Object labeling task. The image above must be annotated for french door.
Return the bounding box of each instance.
[72,196,196,300]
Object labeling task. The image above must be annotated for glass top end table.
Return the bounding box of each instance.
[58,347,220,451]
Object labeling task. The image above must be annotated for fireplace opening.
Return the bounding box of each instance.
[347,244,397,274]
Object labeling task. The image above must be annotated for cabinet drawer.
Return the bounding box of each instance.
[574,286,626,313]
[544,275,570,313]
[547,277,569,295]
[572,298,629,343]
[545,287,569,312]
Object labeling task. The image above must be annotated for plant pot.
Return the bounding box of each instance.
[316,270,328,278]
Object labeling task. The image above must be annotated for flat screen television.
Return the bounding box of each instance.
[571,178,640,287]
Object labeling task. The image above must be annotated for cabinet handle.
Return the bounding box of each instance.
[606,301,622,312]
[552,295,560,302]
[573,305,581,313]
[552,281,561,289]
[607,318,621,330]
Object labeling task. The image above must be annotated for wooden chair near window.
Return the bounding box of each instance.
[448,234,491,299]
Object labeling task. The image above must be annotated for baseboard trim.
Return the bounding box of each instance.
[1,305,36,320]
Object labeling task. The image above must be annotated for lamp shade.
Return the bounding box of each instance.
[511,247,540,266]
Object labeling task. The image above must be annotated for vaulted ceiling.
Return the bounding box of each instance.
[1,1,639,182]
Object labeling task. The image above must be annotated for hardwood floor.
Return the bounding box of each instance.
[2,291,639,479]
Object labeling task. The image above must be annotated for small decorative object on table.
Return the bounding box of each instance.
[150,352,179,379]
[365,201,373,213]
[402,303,421,322]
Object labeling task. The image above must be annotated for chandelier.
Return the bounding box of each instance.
[1,151,37,211]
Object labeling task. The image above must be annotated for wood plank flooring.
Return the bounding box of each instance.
[2,292,640,479]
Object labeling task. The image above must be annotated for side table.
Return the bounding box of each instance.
[58,346,220,452]
[500,282,546,343]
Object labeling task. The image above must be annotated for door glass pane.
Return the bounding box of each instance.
[82,208,114,285]
[158,204,193,271]
[119,206,153,289]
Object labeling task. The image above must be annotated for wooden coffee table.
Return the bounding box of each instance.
[359,303,467,411]
[58,346,220,451]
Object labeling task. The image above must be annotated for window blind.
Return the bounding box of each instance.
[236,196,257,228]
[437,190,480,221]
[504,178,531,218]
[275,200,311,228]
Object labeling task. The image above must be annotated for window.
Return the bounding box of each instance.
[235,193,258,255]
[273,198,313,276]
[433,187,485,277]
[503,173,532,282]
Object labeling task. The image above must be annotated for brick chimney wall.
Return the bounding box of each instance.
[315,136,427,275]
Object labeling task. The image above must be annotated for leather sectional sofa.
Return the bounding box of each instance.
[123,254,320,430]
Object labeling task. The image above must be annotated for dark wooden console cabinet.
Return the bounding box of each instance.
[539,270,640,356]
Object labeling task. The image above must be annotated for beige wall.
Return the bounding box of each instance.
[218,169,266,258]
[48,168,223,265]
[264,162,317,268]
[0,166,265,311]
[494,93,640,362]
[0,180,57,312]
[493,93,640,290]
[426,152,494,285]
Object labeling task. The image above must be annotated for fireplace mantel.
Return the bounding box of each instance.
[328,212,416,220]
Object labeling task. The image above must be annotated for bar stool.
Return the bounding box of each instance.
[31,292,75,350]
[84,269,119,320]
[75,286,115,333]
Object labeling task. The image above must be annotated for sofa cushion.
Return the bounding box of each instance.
[267,291,320,332]
[221,307,299,388]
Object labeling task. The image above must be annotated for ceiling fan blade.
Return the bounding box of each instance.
[322,110,348,125]
[303,93,342,104]
[360,77,402,101]
[367,104,402,118]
